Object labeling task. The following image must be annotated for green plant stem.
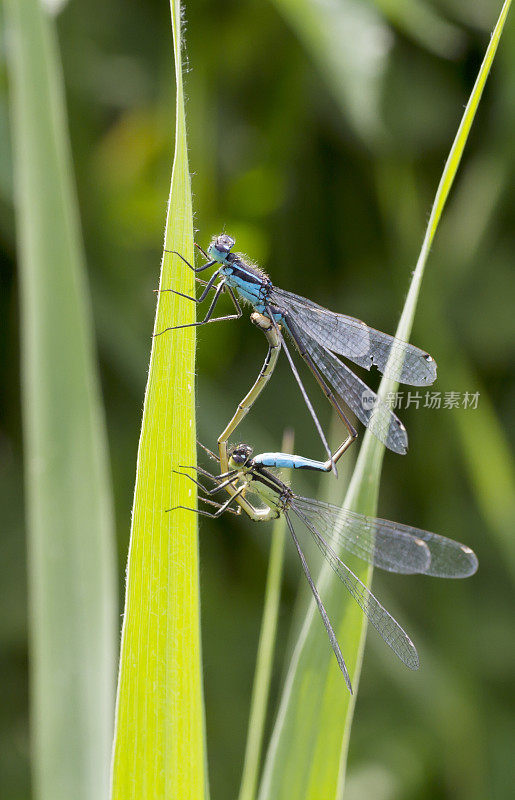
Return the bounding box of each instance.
[238,431,293,800]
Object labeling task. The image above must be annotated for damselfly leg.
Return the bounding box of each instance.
[168,463,245,517]
[197,496,241,516]
[168,488,245,519]
[194,242,210,260]
[163,248,214,273]
[154,280,243,336]
[158,267,222,304]
[172,466,240,495]
[172,455,276,521]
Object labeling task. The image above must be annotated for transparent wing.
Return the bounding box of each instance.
[285,512,352,691]
[294,326,409,455]
[291,501,419,670]
[293,496,430,574]
[271,287,436,386]
[293,496,478,578]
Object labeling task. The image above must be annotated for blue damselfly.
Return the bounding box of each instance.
[171,442,477,692]
[156,235,437,467]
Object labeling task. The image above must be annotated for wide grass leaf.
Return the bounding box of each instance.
[258,3,512,798]
[5,0,117,798]
[109,2,208,798]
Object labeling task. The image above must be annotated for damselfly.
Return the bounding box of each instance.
[171,442,478,692]
[156,235,437,465]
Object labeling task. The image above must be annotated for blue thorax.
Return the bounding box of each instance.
[208,243,276,312]
[207,238,285,321]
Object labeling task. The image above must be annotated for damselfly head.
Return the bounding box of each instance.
[229,442,253,466]
[208,233,235,261]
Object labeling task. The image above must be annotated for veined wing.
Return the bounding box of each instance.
[292,502,419,670]
[292,497,430,574]
[285,512,352,691]
[410,528,478,578]
[292,496,478,578]
[295,327,409,455]
[272,287,436,386]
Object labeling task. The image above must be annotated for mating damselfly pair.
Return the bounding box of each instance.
[157,234,478,691]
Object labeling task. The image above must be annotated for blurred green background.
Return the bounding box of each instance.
[1,1,514,798]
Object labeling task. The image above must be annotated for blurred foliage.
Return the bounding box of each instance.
[4,0,117,798]
[1,1,514,799]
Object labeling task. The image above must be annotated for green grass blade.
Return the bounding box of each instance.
[372,0,465,59]
[109,2,208,798]
[258,3,512,798]
[238,518,286,800]
[238,431,292,800]
[4,1,117,798]
[270,0,392,143]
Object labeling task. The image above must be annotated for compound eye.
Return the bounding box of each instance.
[231,443,253,464]
[217,234,235,252]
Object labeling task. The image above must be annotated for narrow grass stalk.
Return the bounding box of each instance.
[5,1,117,799]
[109,2,208,798]
[238,431,293,800]
[259,3,512,798]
